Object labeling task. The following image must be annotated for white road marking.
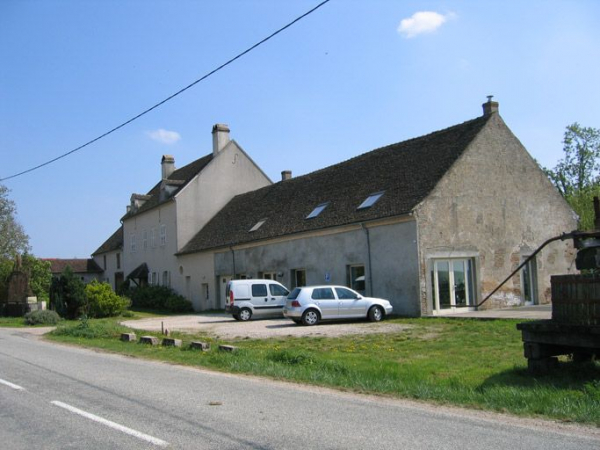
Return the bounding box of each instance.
[51,401,169,447]
[0,378,25,390]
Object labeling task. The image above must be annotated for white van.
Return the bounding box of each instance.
[225,279,290,321]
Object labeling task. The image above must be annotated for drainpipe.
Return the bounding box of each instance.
[361,223,373,297]
[230,246,236,279]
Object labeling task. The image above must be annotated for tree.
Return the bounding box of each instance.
[22,255,52,303]
[0,184,30,259]
[544,123,600,230]
[49,266,87,319]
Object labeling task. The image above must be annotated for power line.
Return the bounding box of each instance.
[1,0,331,182]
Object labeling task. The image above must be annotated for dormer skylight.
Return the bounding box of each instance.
[306,202,329,219]
[249,219,267,232]
[357,191,384,210]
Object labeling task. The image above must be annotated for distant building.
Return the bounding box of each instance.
[43,258,103,284]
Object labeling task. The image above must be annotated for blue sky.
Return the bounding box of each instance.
[1,0,599,258]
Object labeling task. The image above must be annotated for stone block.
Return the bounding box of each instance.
[120,332,137,342]
[218,344,238,353]
[140,335,159,346]
[162,338,182,347]
[190,341,211,351]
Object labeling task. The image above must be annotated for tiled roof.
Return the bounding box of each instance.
[43,258,103,274]
[92,227,123,256]
[123,154,213,219]
[178,114,492,254]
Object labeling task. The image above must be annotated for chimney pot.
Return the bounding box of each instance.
[482,95,499,116]
[161,155,175,179]
[281,170,292,181]
[212,124,230,155]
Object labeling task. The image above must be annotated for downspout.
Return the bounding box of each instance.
[230,246,236,279]
[362,223,373,297]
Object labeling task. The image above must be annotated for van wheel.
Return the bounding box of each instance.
[368,306,384,322]
[238,308,252,321]
[232,314,241,321]
[302,309,319,326]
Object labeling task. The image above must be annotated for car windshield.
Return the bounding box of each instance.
[287,288,301,300]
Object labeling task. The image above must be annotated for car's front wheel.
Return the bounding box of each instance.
[368,305,384,322]
[238,308,252,321]
[302,309,319,326]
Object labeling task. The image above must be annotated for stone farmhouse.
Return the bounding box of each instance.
[93,99,577,316]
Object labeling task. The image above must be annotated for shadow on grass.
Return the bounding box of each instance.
[479,359,600,391]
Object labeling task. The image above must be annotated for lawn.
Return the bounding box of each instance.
[42,316,600,425]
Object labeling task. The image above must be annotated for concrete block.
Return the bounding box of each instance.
[140,335,159,346]
[190,341,211,351]
[219,344,238,353]
[120,332,137,342]
[162,338,182,347]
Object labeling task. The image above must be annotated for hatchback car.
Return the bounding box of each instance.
[283,285,393,326]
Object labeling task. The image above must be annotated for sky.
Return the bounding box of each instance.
[1,0,600,259]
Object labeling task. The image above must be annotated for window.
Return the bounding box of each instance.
[151,228,156,248]
[291,269,306,288]
[162,271,170,287]
[357,191,384,210]
[116,253,121,270]
[262,272,276,280]
[270,284,289,296]
[311,287,335,300]
[249,219,266,232]
[202,283,209,300]
[521,256,538,305]
[152,272,157,285]
[431,259,475,311]
[160,225,166,246]
[336,287,358,299]
[251,284,268,297]
[306,202,329,219]
[143,230,148,250]
[347,265,365,294]
[130,234,136,253]
[103,255,106,270]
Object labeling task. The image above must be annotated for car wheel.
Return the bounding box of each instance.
[292,319,302,325]
[302,309,319,326]
[238,308,252,321]
[232,314,241,321]
[368,305,384,322]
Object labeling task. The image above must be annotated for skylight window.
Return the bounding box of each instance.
[249,219,266,232]
[306,202,329,219]
[357,191,384,210]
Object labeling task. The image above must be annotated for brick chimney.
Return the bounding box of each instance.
[161,155,175,179]
[281,170,292,181]
[482,95,499,116]
[212,124,230,156]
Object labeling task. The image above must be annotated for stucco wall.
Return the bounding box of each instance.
[414,113,577,314]
[213,219,421,316]
[93,251,122,290]
[176,142,271,251]
[174,252,215,311]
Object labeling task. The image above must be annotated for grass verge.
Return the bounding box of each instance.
[46,316,600,426]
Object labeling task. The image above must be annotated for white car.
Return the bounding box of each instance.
[283,285,393,326]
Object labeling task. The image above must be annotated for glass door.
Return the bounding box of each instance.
[432,259,474,312]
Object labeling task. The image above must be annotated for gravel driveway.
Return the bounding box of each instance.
[121,313,411,340]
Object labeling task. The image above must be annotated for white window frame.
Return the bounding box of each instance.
[143,229,148,250]
[151,228,156,248]
[130,234,136,253]
[160,224,166,246]
[431,258,476,314]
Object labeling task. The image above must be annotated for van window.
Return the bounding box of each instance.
[252,284,268,297]
[269,284,289,297]
[312,288,335,300]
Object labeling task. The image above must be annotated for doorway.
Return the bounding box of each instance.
[431,259,475,313]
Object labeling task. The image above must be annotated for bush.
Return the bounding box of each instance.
[85,280,131,318]
[49,266,87,319]
[24,309,61,326]
[129,285,193,312]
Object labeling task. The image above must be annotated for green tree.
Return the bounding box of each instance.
[49,266,87,319]
[0,183,30,259]
[544,123,600,230]
[22,255,52,302]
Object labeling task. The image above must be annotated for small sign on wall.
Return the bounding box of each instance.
[325,272,331,282]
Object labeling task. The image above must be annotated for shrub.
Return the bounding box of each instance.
[24,309,61,326]
[129,285,193,312]
[49,266,87,319]
[85,280,131,318]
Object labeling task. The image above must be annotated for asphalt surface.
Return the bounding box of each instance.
[1,327,598,449]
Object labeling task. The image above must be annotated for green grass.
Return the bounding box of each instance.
[46,316,600,426]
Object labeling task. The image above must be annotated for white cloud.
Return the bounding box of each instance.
[397,11,454,38]
[148,129,181,145]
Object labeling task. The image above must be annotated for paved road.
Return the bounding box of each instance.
[0,328,598,449]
